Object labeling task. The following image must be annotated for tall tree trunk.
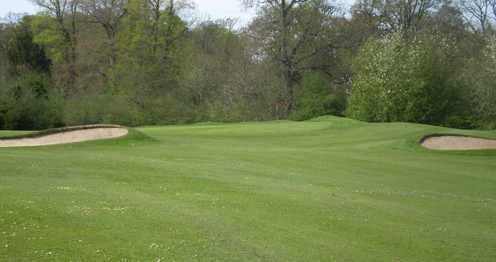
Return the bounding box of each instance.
[280,0,295,119]
[284,68,294,119]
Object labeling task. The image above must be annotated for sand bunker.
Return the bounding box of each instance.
[421,134,496,150]
[0,125,128,148]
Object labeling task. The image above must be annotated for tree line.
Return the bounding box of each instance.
[1,0,495,130]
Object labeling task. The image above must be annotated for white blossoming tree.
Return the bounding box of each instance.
[345,29,460,125]
[457,37,496,129]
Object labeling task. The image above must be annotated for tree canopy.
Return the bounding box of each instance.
[0,0,495,130]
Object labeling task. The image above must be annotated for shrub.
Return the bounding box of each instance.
[0,73,63,130]
[63,93,142,127]
[290,72,345,121]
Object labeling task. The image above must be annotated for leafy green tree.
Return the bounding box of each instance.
[453,37,496,129]
[346,29,462,126]
[0,14,63,130]
[117,0,188,59]
[108,0,193,125]
[30,0,81,93]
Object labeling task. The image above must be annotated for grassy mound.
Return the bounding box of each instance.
[1,117,495,261]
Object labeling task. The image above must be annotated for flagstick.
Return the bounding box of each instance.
[276,103,280,126]
[276,103,278,122]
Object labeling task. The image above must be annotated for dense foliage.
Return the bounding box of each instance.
[1,0,496,130]
[346,30,460,125]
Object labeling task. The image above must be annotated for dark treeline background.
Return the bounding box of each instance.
[1,0,495,130]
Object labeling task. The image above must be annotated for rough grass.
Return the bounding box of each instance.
[1,116,495,261]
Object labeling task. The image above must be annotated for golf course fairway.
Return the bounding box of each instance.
[1,116,495,261]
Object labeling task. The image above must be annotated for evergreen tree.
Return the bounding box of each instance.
[7,16,51,76]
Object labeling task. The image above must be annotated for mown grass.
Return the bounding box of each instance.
[1,116,495,261]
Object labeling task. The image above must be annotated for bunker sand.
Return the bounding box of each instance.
[421,135,496,150]
[0,125,128,148]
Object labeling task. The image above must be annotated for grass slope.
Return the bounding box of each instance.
[1,116,495,261]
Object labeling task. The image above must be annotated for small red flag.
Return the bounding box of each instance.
[276,103,279,107]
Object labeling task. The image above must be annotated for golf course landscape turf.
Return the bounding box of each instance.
[0,116,495,261]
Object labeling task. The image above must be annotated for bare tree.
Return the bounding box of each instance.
[349,0,389,48]
[459,0,493,35]
[384,0,441,31]
[82,0,128,39]
[80,0,129,70]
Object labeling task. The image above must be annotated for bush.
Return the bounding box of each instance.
[0,73,63,130]
[63,93,143,127]
[289,72,345,121]
[63,91,210,127]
